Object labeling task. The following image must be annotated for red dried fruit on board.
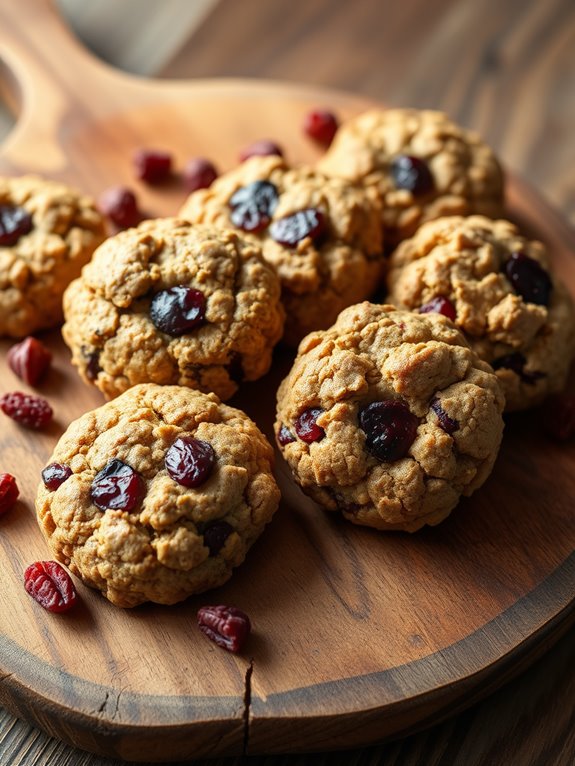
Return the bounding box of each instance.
[133,148,172,183]
[98,186,142,229]
[24,561,77,613]
[303,109,339,146]
[7,336,52,385]
[197,605,251,653]
[183,157,218,192]
[0,473,19,516]
[0,391,53,429]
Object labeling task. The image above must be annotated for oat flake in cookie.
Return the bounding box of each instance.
[317,109,504,246]
[0,175,106,337]
[275,303,505,532]
[387,216,575,411]
[62,218,284,401]
[36,384,280,607]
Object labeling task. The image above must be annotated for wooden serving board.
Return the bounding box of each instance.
[0,1,574,761]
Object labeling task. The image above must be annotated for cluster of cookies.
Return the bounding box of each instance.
[3,107,574,607]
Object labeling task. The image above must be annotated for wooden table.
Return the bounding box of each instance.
[1,0,574,763]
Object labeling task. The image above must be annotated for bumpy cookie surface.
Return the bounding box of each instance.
[317,109,504,246]
[62,218,284,401]
[36,384,280,607]
[0,175,106,337]
[275,303,505,532]
[179,155,384,346]
[387,216,575,411]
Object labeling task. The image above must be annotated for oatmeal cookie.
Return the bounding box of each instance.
[0,175,106,337]
[35,383,280,607]
[179,155,384,346]
[275,303,505,532]
[317,109,504,246]
[62,218,284,401]
[387,216,575,411]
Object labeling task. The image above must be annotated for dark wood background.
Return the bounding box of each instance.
[1,0,574,763]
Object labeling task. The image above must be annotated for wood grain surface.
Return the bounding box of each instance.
[1,0,574,764]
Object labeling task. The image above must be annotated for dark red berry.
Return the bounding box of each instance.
[165,437,215,488]
[0,473,19,516]
[504,252,552,306]
[98,186,142,229]
[203,521,234,555]
[42,463,72,491]
[359,400,419,462]
[540,393,575,442]
[491,353,544,385]
[7,336,52,386]
[419,295,456,322]
[269,208,326,247]
[391,155,434,195]
[430,397,459,435]
[197,605,251,653]
[277,424,296,446]
[0,391,53,429]
[133,149,172,184]
[239,139,283,162]
[84,349,101,381]
[90,459,143,512]
[295,408,325,443]
[183,157,218,192]
[229,180,279,233]
[24,561,77,613]
[149,286,207,336]
[303,109,339,147]
[0,204,33,246]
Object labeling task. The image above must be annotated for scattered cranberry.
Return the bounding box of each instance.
[491,353,544,384]
[203,521,234,555]
[239,139,284,162]
[42,463,73,491]
[183,157,219,192]
[430,397,459,434]
[0,473,19,516]
[269,208,326,247]
[149,286,207,336]
[90,459,143,512]
[0,204,33,246]
[295,408,325,443]
[0,391,53,429]
[197,605,251,653]
[98,186,142,229]
[303,109,339,147]
[540,393,575,442]
[359,400,419,462]
[24,561,77,613]
[419,295,456,322]
[133,148,172,184]
[165,436,215,488]
[229,180,279,233]
[7,336,52,386]
[277,424,296,446]
[84,350,101,381]
[504,252,552,306]
[390,155,434,195]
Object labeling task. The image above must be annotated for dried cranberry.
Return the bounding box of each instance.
[0,204,33,246]
[295,408,325,443]
[277,424,296,446]
[165,437,215,488]
[303,109,339,147]
[504,252,552,306]
[492,353,544,385]
[149,286,207,336]
[359,400,419,461]
[540,393,575,442]
[269,208,326,247]
[0,391,53,429]
[391,155,434,195]
[0,473,19,516]
[90,459,143,512]
[203,521,234,555]
[197,605,251,653]
[183,157,218,192]
[7,336,52,386]
[42,463,73,491]
[84,350,101,381]
[430,397,459,434]
[24,561,77,613]
[228,180,278,233]
[98,186,142,229]
[133,149,172,184]
[419,295,456,322]
[239,140,283,162]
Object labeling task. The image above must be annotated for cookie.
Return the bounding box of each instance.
[317,109,504,246]
[386,216,575,411]
[0,175,106,337]
[62,218,284,401]
[35,383,280,607]
[275,303,505,532]
[179,155,384,346]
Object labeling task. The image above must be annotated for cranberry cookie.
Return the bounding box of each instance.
[317,109,504,246]
[62,218,284,401]
[0,175,106,337]
[36,384,280,607]
[275,303,505,532]
[179,155,384,346]
[387,216,575,411]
